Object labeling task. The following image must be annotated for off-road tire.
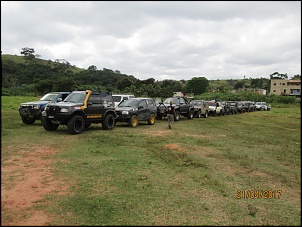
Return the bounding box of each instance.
[22,117,36,124]
[67,115,85,134]
[204,111,208,118]
[147,113,155,125]
[42,117,59,131]
[129,115,139,127]
[187,109,194,119]
[195,110,201,118]
[102,114,115,130]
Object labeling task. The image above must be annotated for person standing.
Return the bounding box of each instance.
[166,101,176,129]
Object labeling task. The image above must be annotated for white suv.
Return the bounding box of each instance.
[255,102,267,111]
[112,94,135,107]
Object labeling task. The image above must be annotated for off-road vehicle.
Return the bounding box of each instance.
[208,101,225,116]
[115,97,157,127]
[255,102,268,111]
[224,101,239,115]
[18,91,70,124]
[156,96,194,121]
[190,100,209,118]
[41,90,116,134]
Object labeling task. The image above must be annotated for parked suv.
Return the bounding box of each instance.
[190,100,209,118]
[156,97,194,121]
[115,97,157,127]
[208,101,225,116]
[112,94,135,107]
[41,90,116,134]
[18,91,70,124]
[255,102,268,111]
[224,101,239,115]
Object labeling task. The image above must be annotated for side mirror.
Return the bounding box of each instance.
[57,98,62,102]
[138,106,144,109]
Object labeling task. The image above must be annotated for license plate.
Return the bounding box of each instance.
[48,116,54,118]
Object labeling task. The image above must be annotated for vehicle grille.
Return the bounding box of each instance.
[20,105,33,109]
[48,106,61,114]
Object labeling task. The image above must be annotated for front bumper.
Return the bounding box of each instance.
[116,114,131,122]
[19,108,41,119]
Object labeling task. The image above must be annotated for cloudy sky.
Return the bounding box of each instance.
[1,1,301,81]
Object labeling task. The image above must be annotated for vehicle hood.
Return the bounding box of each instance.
[20,101,51,106]
[47,102,84,107]
[115,106,137,111]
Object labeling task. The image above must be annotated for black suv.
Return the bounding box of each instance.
[156,97,194,121]
[41,90,116,134]
[115,98,157,127]
[224,101,239,115]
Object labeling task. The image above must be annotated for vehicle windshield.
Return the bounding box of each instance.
[118,99,139,107]
[163,98,179,105]
[40,93,59,102]
[64,92,87,103]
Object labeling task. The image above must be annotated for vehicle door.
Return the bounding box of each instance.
[178,97,187,113]
[138,99,148,121]
[85,94,103,121]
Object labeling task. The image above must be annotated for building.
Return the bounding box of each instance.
[270,79,301,97]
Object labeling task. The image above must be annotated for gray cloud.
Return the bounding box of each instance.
[1,1,301,80]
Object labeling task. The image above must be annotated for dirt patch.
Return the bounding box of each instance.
[164,144,183,152]
[1,146,69,226]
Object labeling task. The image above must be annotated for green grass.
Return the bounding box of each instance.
[1,96,301,226]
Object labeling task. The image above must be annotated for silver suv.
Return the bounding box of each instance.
[255,102,268,111]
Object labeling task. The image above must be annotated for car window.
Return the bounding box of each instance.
[146,99,154,106]
[139,100,147,107]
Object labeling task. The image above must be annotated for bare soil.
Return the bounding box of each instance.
[1,146,69,226]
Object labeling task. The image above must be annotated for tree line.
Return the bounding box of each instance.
[1,48,300,102]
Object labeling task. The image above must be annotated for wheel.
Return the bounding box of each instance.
[147,113,155,125]
[42,117,59,131]
[174,110,180,121]
[129,115,139,127]
[21,117,35,124]
[187,110,194,119]
[102,114,115,130]
[204,111,208,118]
[67,115,85,134]
[195,110,201,118]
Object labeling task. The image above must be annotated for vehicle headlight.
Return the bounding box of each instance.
[122,110,129,115]
[60,108,69,113]
[33,105,40,109]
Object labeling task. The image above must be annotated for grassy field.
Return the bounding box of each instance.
[1,96,301,226]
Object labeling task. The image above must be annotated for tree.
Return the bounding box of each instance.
[270,72,288,79]
[183,77,209,95]
[88,65,97,71]
[20,47,35,57]
[290,74,301,80]
[234,81,246,90]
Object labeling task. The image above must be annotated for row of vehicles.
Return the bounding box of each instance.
[18,90,271,134]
